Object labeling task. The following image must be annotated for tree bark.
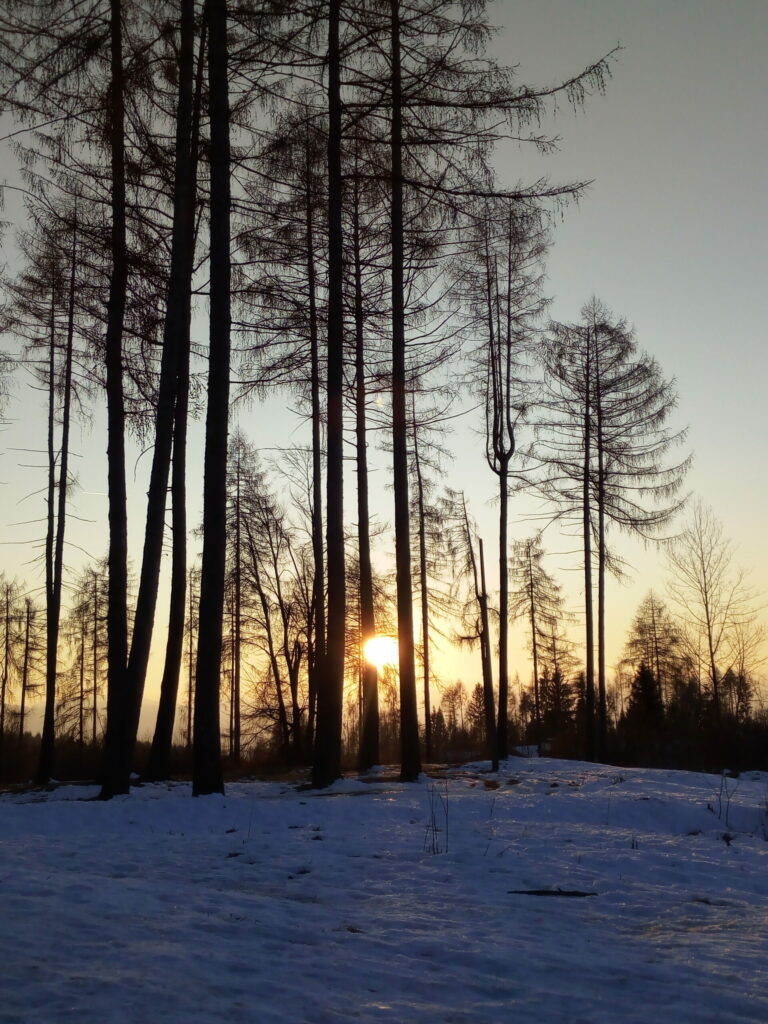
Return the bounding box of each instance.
[354,173,379,772]
[412,414,431,761]
[478,538,499,771]
[19,599,31,741]
[390,0,420,782]
[306,132,324,759]
[147,11,205,783]
[101,0,131,797]
[193,0,230,797]
[37,221,76,784]
[312,0,345,787]
[582,332,596,762]
[106,0,198,794]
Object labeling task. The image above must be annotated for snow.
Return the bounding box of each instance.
[2,759,767,1023]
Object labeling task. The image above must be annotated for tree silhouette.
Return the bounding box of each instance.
[540,298,689,759]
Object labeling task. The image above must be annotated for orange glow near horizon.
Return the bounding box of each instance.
[363,635,399,670]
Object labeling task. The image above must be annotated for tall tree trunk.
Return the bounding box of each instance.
[478,539,498,771]
[147,14,204,782]
[0,588,10,761]
[596,441,607,759]
[593,323,607,761]
[390,0,420,782]
[527,544,541,751]
[247,526,290,753]
[78,617,86,748]
[412,415,431,761]
[186,571,195,748]
[39,291,56,779]
[232,461,241,764]
[354,173,379,772]
[462,497,497,770]
[19,599,31,741]
[101,0,130,797]
[582,334,596,762]
[312,0,345,787]
[496,456,510,759]
[37,222,76,784]
[104,0,198,795]
[193,0,230,797]
[92,575,99,745]
[306,133,324,759]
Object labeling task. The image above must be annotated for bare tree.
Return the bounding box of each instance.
[667,502,763,717]
[540,298,689,759]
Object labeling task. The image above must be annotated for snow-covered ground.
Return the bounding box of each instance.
[2,758,767,1023]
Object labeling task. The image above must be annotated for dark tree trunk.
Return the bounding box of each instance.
[19,599,31,741]
[39,293,57,780]
[0,589,10,761]
[92,572,100,745]
[462,497,497,770]
[478,538,499,772]
[105,0,198,794]
[306,135,324,759]
[101,0,130,797]
[582,336,596,762]
[78,618,86,748]
[37,222,76,784]
[496,457,510,759]
[354,175,379,772]
[312,0,345,788]
[412,416,431,761]
[147,11,205,783]
[527,545,541,752]
[232,464,241,764]
[390,0,420,782]
[193,0,230,797]
[186,572,196,748]
[247,525,290,752]
[595,343,607,761]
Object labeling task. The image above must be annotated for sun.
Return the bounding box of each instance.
[363,635,399,670]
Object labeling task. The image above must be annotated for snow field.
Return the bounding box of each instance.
[1,758,767,1023]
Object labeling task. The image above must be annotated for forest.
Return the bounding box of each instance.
[0,0,765,796]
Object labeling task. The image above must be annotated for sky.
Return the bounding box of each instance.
[0,0,766,730]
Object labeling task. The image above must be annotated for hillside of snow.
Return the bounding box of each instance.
[2,758,767,1023]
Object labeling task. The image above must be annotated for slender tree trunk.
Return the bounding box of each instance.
[312,0,345,787]
[147,16,204,782]
[39,292,56,779]
[0,589,10,758]
[37,223,76,784]
[582,334,596,762]
[92,575,99,745]
[248,531,290,752]
[527,546,541,751]
[496,457,510,759]
[412,415,431,761]
[306,137,324,760]
[478,539,498,771]
[354,174,379,772]
[390,0,420,782]
[596,458,607,758]
[19,600,31,741]
[101,0,130,797]
[462,497,497,770]
[193,0,230,796]
[594,327,607,761]
[78,618,86,748]
[105,0,198,794]
[232,463,241,763]
[186,572,195,748]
